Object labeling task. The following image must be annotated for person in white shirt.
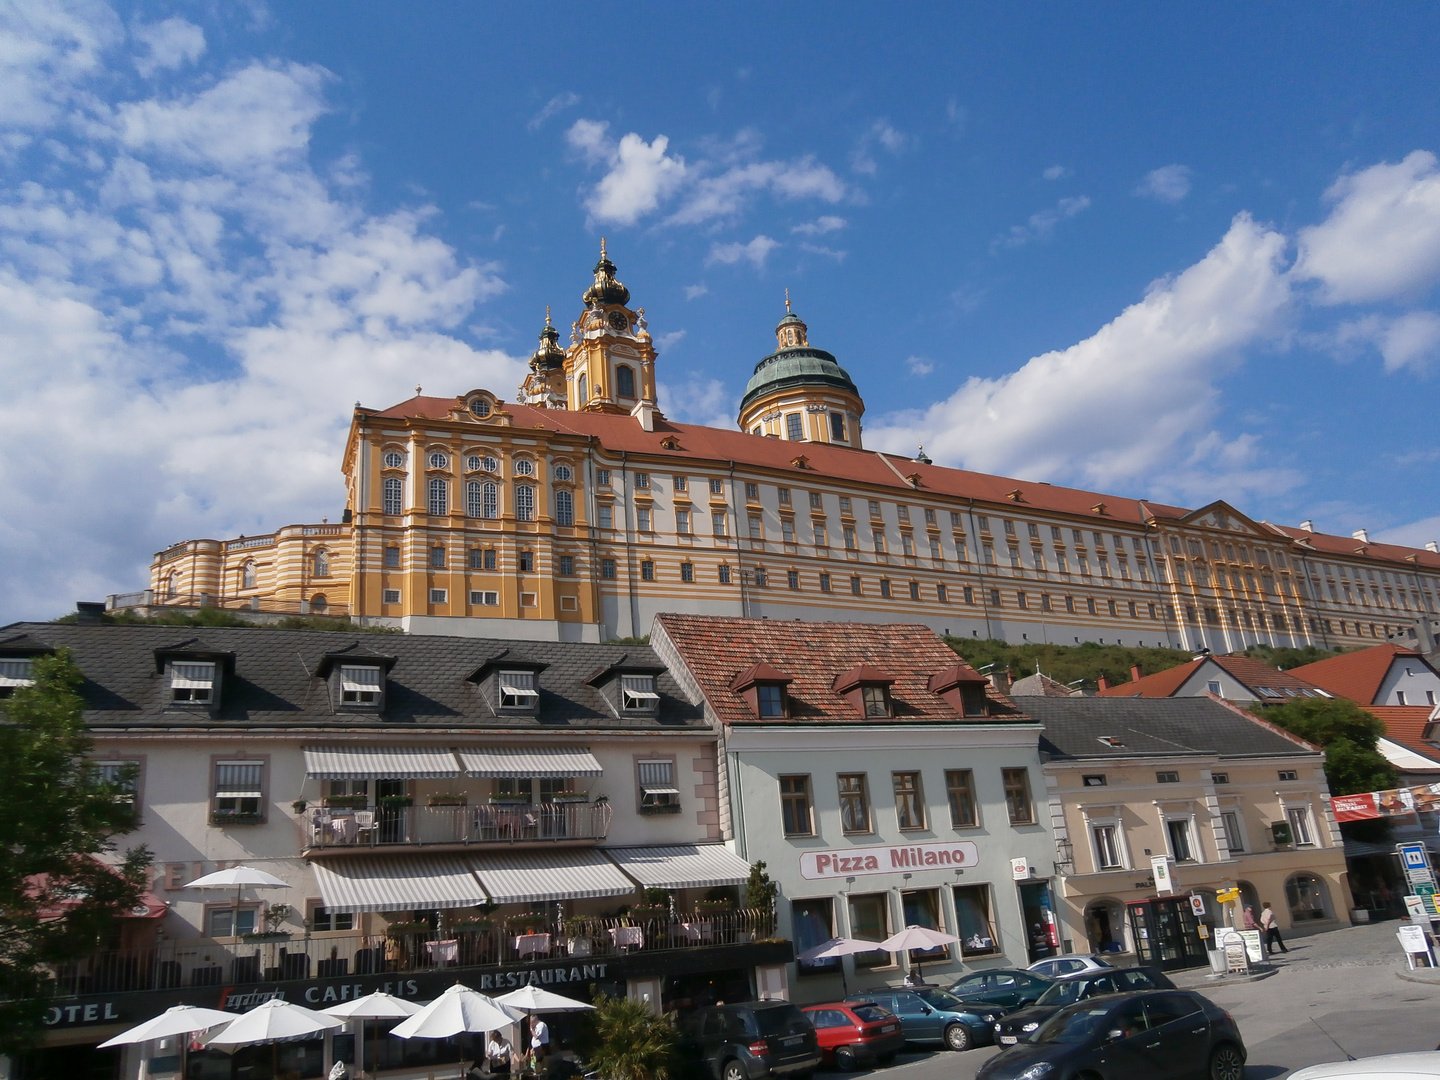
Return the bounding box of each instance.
[487,1031,513,1075]
[530,1017,550,1063]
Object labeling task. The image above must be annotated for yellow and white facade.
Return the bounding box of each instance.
[138,245,1440,650]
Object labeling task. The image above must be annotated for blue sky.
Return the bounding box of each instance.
[4,2,1440,622]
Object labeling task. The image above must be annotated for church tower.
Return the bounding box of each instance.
[517,308,568,408]
[563,241,659,418]
[737,295,865,448]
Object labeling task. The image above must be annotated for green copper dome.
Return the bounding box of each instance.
[740,330,859,413]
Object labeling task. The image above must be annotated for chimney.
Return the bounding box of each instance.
[1097,674,1109,691]
[1428,542,1439,554]
[630,399,657,433]
[75,601,106,624]
[1130,664,1143,683]
[1299,520,1314,532]
[988,669,1012,695]
[1352,529,1369,543]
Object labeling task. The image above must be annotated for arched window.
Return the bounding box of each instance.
[555,489,574,527]
[578,373,587,404]
[513,459,535,476]
[515,484,535,522]
[313,549,329,578]
[383,476,403,515]
[428,478,448,516]
[1285,873,1332,923]
[167,571,179,599]
[310,594,327,613]
[482,481,498,519]
[616,365,636,399]
[242,561,256,589]
[466,480,483,518]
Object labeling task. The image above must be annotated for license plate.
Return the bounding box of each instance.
[1000,1036,1017,1045]
[782,1036,803,1046]
[881,1025,897,1033]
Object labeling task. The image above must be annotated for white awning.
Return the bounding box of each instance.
[499,683,540,699]
[0,659,34,687]
[303,746,461,780]
[469,849,635,905]
[340,665,383,692]
[458,746,603,778]
[605,844,754,890]
[171,662,215,689]
[312,856,487,914]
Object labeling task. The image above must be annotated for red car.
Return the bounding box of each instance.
[801,1002,906,1071]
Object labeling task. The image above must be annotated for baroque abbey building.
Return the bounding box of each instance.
[138,245,1440,652]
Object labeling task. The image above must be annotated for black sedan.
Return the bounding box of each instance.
[992,966,1174,1046]
[947,968,1054,1012]
[976,989,1246,1080]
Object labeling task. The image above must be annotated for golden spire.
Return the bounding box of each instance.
[785,288,791,314]
[600,237,607,260]
[545,305,552,327]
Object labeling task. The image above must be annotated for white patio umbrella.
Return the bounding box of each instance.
[322,991,422,1079]
[391,984,523,1077]
[206,998,343,1078]
[879,924,962,981]
[183,866,289,935]
[795,936,886,993]
[97,1004,238,1080]
[496,986,594,1059]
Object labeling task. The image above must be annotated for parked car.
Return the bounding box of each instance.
[680,1001,823,1080]
[976,989,1247,1080]
[800,1002,906,1070]
[845,986,1002,1051]
[948,968,1054,1011]
[1028,954,1116,979]
[992,966,1176,1046]
[1288,1053,1440,1079]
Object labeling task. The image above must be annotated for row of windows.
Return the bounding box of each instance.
[383,479,571,524]
[1087,805,1316,874]
[778,768,1034,837]
[795,882,1001,968]
[381,449,574,482]
[383,546,575,576]
[749,410,849,442]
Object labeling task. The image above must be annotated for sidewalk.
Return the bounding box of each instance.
[1167,918,1414,988]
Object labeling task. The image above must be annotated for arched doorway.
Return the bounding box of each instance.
[1286,873,1332,924]
[1083,898,1127,954]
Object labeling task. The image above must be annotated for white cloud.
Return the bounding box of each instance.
[1043,165,1069,181]
[566,119,845,227]
[658,374,735,430]
[944,97,967,131]
[133,17,205,77]
[799,242,845,262]
[655,329,686,350]
[871,213,1294,494]
[1294,150,1440,304]
[906,356,933,376]
[526,91,579,131]
[792,215,846,236]
[1136,164,1192,203]
[1334,310,1440,373]
[995,195,1091,250]
[851,119,912,174]
[706,235,779,268]
[0,28,520,622]
[1375,514,1440,550]
[683,283,708,300]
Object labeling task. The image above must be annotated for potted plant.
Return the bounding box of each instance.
[626,904,670,923]
[210,808,263,826]
[242,904,293,942]
[385,920,431,937]
[694,899,735,915]
[427,792,468,806]
[291,799,308,814]
[449,916,495,934]
[550,791,589,804]
[585,994,679,1080]
[379,794,413,809]
[505,912,549,934]
[323,793,367,809]
[564,916,594,956]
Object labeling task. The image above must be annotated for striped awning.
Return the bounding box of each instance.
[470,849,635,905]
[303,746,461,780]
[312,857,486,914]
[458,746,603,778]
[605,844,754,890]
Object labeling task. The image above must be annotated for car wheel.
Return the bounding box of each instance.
[833,1047,858,1072]
[722,1060,746,1080]
[1209,1043,1244,1080]
[943,1023,973,1052]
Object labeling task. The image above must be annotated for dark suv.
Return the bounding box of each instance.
[992,966,1175,1046]
[680,1001,822,1080]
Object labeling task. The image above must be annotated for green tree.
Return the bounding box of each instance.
[1249,696,1399,796]
[578,994,679,1080]
[0,649,150,1053]
[744,861,778,915]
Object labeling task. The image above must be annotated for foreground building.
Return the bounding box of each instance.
[123,246,1440,653]
[1,619,783,1078]
[1026,696,1349,969]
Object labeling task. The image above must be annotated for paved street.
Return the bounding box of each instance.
[820,921,1440,1080]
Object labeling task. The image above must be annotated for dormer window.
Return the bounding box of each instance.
[499,671,540,710]
[959,684,988,717]
[757,684,786,717]
[0,658,35,691]
[621,675,659,713]
[340,665,382,704]
[833,664,896,719]
[861,685,890,718]
[171,661,216,703]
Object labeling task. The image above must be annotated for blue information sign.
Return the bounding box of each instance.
[1400,843,1430,870]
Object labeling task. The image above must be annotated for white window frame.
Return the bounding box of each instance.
[429,588,448,604]
[1083,808,1130,872]
[383,476,403,515]
[382,588,401,605]
[340,665,382,704]
[1164,813,1200,864]
[621,674,660,713]
[498,670,539,710]
[213,760,264,816]
[470,590,499,606]
[1220,808,1246,854]
[555,489,574,527]
[1286,804,1317,847]
[171,661,216,703]
[515,484,535,522]
[638,758,679,810]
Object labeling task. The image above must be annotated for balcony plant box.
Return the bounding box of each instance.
[694,900,736,915]
[626,905,670,922]
[379,795,413,809]
[449,918,495,934]
[385,921,431,937]
[241,931,291,943]
[323,795,367,809]
[505,913,549,933]
[427,794,468,807]
[489,796,531,806]
[550,793,589,804]
[209,810,263,826]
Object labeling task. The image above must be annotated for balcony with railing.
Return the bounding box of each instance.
[302,800,614,853]
[45,907,777,998]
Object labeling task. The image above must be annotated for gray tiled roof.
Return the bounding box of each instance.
[1021,696,1317,762]
[0,623,704,732]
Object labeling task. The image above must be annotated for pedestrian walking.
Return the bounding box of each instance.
[1242,905,1257,930]
[1260,901,1288,953]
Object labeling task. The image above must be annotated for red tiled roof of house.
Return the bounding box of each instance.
[1095,658,1204,698]
[1289,643,1426,705]
[1209,655,1330,693]
[1365,705,1440,769]
[1264,523,1440,571]
[1095,654,1326,698]
[654,613,1030,727]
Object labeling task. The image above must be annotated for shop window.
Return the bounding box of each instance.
[901,889,946,959]
[793,898,836,973]
[847,893,891,967]
[1286,872,1331,922]
[953,885,998,955]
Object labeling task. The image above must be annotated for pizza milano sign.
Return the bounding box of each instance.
[800,841,979,881]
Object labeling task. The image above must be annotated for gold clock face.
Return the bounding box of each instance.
[607,310,628,332]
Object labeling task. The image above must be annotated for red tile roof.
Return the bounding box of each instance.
[654,613,1029,727]
[1365,705,1440,769]
[1290,643,1427,705]
[1096,654,1326,698]
[1264,523,1440,572]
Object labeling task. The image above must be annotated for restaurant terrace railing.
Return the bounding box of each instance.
[303,801,614,850]
[45,908,777,998]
